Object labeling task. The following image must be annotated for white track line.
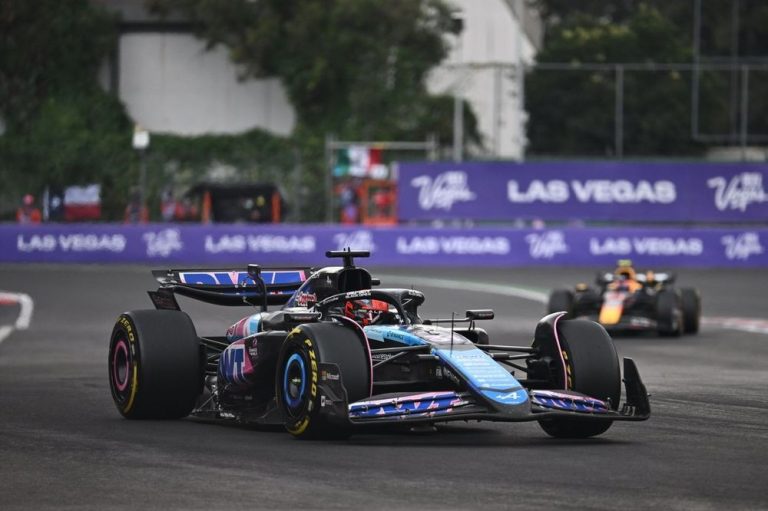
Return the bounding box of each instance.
[701,317,768,335]
[376,273,768,336]
[376,274,549,303]
[0,292,34,346]
[0,326,13,345]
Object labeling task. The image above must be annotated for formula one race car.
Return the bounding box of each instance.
[547,260,701,337]
[109,251,650,439]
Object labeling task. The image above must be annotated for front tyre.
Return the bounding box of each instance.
[534,318,621,438]
[276,323,370,439]
[108,310,203,419]
[656,290,683,337]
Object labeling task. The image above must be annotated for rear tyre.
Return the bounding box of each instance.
[276,323,370,439]
[547,289,574,316]
[656,290,683,337]
[108,310,203,419]
[680,288,701,334]
[534,319,620,438]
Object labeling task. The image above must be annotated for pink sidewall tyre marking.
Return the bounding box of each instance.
[112,339,130,392]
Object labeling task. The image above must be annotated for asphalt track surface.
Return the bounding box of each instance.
[0,264,766,510]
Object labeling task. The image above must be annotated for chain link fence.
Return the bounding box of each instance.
[525,62,768,160]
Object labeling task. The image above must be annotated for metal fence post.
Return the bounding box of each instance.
[692,0,702,140]
[615,64,624,159]
[325,134,334,223]
[740,65,750,161]
[493,64,502,157]
[453,91,464,162]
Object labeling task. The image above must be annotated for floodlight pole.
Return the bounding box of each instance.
[325,134,335,223]
[740,65,749,161]
[139,151,147,212]
[614,65,624,159]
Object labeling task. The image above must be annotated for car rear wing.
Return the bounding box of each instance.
[596,271,676,286]
[149,266,311,309]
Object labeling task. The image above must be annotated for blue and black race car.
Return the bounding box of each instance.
[108,251,650,439]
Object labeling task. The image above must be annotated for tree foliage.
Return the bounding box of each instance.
[143,0,479,221]
[0,0,136,217]
[146,0,477,144]
[0,0,477,220]
[526,1,768,157]
[0,0,118,129]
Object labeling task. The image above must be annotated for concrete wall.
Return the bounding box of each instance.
[100,0,537,150]
[428,0,539,160]
[118,33,295,136]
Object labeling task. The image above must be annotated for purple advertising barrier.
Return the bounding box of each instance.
[1,224,767,267]
[397,161,768,223]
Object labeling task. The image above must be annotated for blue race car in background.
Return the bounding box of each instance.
[108,251,649,439]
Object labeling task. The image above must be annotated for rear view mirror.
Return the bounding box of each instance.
[466,309,494,321]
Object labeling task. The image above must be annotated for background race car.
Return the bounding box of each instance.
[547,260,701,337]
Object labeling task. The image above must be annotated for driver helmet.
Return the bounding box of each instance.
[344,299,389,326]
[614,259,636,281]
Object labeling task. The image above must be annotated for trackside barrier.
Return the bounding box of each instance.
[397,161,768,223]
[1,224,766,267]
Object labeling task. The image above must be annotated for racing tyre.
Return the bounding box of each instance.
[109,310,203,419]
[534,318,621,438]
[656,290,683,337]
[276,323,371,439]
[680,288,701,334]
[547,289,574,316]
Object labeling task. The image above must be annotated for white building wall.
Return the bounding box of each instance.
[428,0,537,160]
[107,0,536,152]
[118,33,295,136]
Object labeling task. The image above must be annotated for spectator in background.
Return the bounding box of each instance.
[124,189,148,223]
[160,187,177,222]
[339,182,359,224]
[372,188,394,218]
[16,194,42,224]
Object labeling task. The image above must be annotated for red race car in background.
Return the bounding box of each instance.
[547,260,701,337]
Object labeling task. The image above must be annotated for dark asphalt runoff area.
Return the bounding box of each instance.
[0,264,766,510]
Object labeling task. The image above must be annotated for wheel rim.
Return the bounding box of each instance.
[283,353,307,414]
[112,338,130,391]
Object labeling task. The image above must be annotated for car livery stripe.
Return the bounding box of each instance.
[349,391,471,419]
[530,390,610,413]
[364,325,424,346]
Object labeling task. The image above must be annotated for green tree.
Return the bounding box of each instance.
[145,0,480,221]
[527,1,768,156]
[0,0,480,221]
[0,0,118,129]
[0,0,134,218]
[526,5,702,156]
[146,0,478,145]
